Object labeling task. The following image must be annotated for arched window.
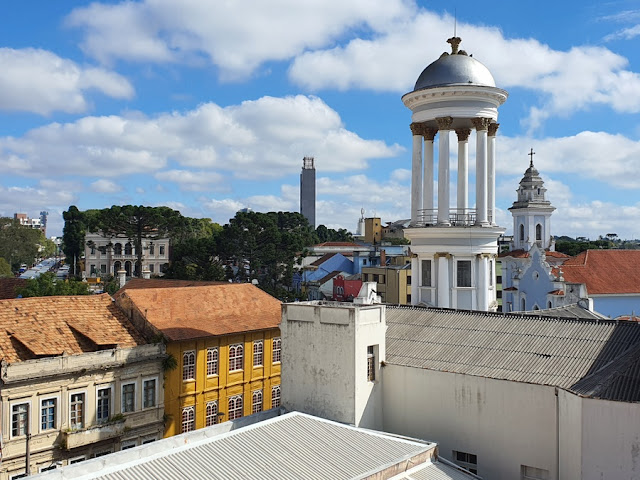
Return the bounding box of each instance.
[228,395,243,420]
[252,390,263,414]
[521,298,526,311]
[206,401,218,427]
[181,406,195,433]
[114,243,122,255]
[206,348,218,376]
[519,224,525,242]
[271,385,281,408]
[548,301,552,309]
[536,224,542,241]
[229,344,243,372]
[124,242,133,255]
[182,351,195,381]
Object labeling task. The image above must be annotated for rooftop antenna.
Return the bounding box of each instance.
[454,8,457,37]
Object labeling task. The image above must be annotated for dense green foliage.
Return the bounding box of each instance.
[0,258,12,278]
[62,206,86,276]
[0,217,47,272]
[17,272,90,297]
[315,224,353,243]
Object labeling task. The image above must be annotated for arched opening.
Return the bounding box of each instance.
[521,298,526,311]
[536,224,542,241]
[519,224,525,242]
[124,261,132,277]
[548,301,552,309]
[124,242,133,255]
[114,243,122,255]
[113,261,121,274]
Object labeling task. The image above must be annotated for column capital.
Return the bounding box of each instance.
[410,122,422,136]
[423,127,437,141]
[455,128,471,141]
[435,252,452,259]
[471,117,491,131]
[488,123,500,137]
[436,116,454,130]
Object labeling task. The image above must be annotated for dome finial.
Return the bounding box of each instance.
[528,147,535,167]
[447,37,462,54]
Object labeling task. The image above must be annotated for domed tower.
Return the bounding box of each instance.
[509,150,555,251]
[402,37,508,311]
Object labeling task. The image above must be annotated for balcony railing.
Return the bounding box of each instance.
[63,420,125,449]
[412,209,494,227]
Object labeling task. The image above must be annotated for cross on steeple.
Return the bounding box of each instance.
[528,148,535,167]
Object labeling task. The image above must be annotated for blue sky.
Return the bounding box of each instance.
[1,0,639,239]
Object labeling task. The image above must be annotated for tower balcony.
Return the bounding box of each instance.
[412,209,494,227]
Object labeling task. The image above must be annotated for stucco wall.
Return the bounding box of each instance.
[591,295,640,319]
[382,364,558,479]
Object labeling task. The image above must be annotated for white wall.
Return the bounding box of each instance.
[382,365,558,479]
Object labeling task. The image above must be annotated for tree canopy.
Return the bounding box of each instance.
[0,217,45,272]
[62,206,86,276]
[17,272,90,297]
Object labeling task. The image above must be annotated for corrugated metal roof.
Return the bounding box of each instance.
[386,306,640,399]
[41,412,437,480]
[393,460,477,479]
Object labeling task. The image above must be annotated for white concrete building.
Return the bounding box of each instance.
[84,232,170,278]
[402,37,507,311]
[281,300,640,479]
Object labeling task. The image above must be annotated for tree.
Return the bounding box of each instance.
[0,217,42,272]
[17,272,90,297]
[62,206,86,277]
[0,258,12,278]
[93,205,188,277]
[315,224,353,243]
[165,236,225,281]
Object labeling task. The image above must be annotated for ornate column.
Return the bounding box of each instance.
[477,253,489,311]
[487,123,499,225]
[410,123,423,225]
[436,117,453,225]
[411,255,419,305]
[436,252,450,308]
[422,127,437,223]
[455,128,471,219]
[472,118,491,226]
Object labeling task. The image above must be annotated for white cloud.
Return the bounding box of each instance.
[604,24,640,41]
[66,0,413,79]
[90,179,123,193]
[0,95,400,180]
[0,48,133,115]
[154,169,225,192]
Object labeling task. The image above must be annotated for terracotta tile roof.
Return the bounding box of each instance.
[548,289,565,295]
[503,286,518,291]
[560,250,640,294]
[545,251,570,258]
[115,278,227,298]
[119,283,281,342]
[0,295,145,363]
[0,278,27,300]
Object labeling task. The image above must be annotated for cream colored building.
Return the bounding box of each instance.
[84,232,170,278]
[0,295,165,479]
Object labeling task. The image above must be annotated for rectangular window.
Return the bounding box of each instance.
[421,259,432,287]
[149,245,155,255]
[489,261,493,286]
[149,264,154,273]
[521,465,549,480]
[122,383,135,413]
[271,385,281,408]
[373,274,379,282]
[41,398,56,431]
[12,403,29,437]
[229,344,244,372]
[70,393,84,429]
[96,387,111,423]
[182,406,195,433]
[69,457,86,465]
[90,264,97,275]
[207,347,219,376]
[252,390,263,414]
[159,245,165,255]
[183,350,196,381]
[453,450,477,475]
[93,449,112,458]
[143,379,156,409]
[272,337,282,364]
[367,345,376,382]
[253,340,263,367]
[121,440,137,450]
[457,260,472,288]
[406,275,410,285]
[228,395,243,420]
[206,401,218,427]
[100,264,107,274]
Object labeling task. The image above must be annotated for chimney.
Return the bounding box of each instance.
[118,269,127,289]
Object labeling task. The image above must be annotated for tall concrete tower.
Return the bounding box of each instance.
[402,37,508,311]
[300,156,316,228]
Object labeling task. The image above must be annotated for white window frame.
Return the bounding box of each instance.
[93,448,113,458]
[271,385,281,408]
[229,344,243,372]
[141,435,157,444]
[121,382,136,413]
[10,400,30,439]
[453,450,477,475]
[142,377,157,409]
[421,259,432,287]
[455,259,473,288]
[121,440,137,450]
[253,340,263,367]
[367,345,376,382]
[252,390,263,414]
[182,350,196,381]
[205,401,218,427]
[95,385,113,424]
[206,347,219,376]
[521,465,549,480]
[39,394,59,433]
[69,391,87,430]
[228,395,243,420]
[9,472,28,480]
[38,464,60,473]
[181,406,195,433]
[69,456,86,465]
[272,337,282,364]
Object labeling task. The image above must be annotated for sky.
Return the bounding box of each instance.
[1,1,640,240]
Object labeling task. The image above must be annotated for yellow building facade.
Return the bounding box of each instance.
[362,262,412,304]
[164,329,281,436]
